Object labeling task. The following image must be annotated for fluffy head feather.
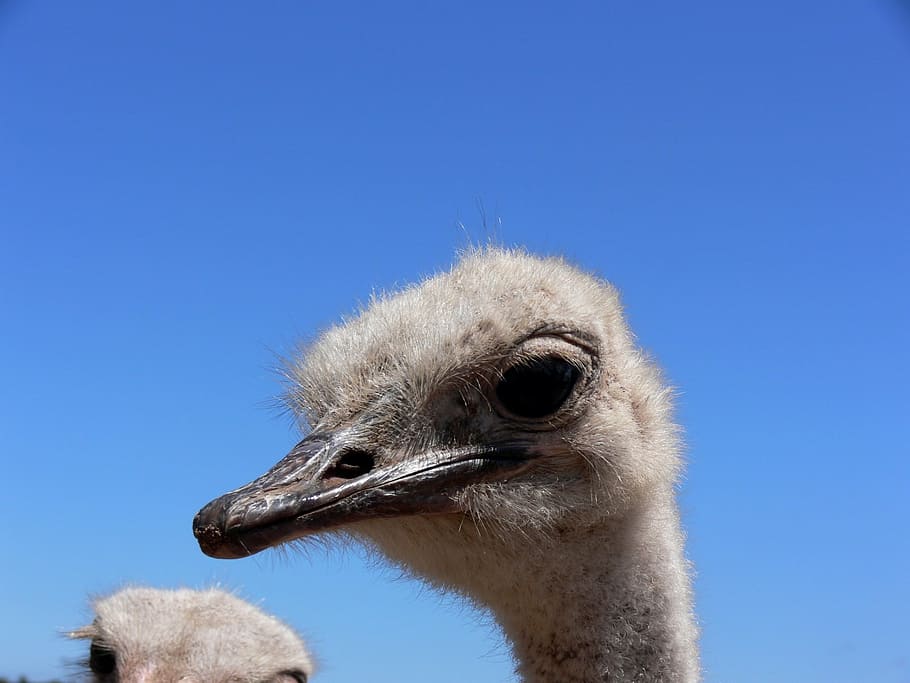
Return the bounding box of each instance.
[282,248,681,566]
[71,587,313,683]
[194,247,698,682]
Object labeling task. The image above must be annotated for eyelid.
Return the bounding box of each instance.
[508,333,596,370]
[518,328,599,355]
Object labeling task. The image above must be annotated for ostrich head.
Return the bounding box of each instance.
[194,249,681,600]
[71,587,313,683]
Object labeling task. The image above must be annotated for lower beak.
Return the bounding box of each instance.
[193,431,532,559]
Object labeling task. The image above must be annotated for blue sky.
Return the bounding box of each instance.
[1,2,908,681]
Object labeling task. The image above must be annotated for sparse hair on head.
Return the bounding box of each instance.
[194,247,699,682]
[71,587,313,683]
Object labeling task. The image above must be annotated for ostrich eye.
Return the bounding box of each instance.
[276,671,308,683]
[89,641,116,675]
[496,356,580,419]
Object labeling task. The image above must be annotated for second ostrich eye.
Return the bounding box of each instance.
[496,356,580,419]
[89,641,116,676]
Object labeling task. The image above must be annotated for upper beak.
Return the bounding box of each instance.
[193,430,533,559]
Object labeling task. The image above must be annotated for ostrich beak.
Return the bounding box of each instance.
[193,431,533,559]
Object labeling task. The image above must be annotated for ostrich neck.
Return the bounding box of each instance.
[482,497,699,683]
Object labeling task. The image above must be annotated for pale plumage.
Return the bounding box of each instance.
[71,587,313,683]
[194,248,699,682]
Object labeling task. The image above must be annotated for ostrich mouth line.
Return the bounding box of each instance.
[193,442,533,559]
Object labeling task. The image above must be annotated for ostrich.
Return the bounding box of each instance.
[70,587,313,682]
[194,248,700,682]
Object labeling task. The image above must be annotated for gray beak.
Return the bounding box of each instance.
[193,430,533,559]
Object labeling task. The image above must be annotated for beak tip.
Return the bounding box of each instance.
[193,516,222,554]
[193,519,253,559]
[193,498,249,559]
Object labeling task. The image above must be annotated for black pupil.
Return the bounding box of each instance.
[496,356,580,418]
[89,641,116,675]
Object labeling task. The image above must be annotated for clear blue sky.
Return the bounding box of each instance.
[2,2,908,681]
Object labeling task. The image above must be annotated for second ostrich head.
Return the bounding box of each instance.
[71,587,313,683]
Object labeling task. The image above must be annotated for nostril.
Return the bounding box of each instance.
[324,449,375,480]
